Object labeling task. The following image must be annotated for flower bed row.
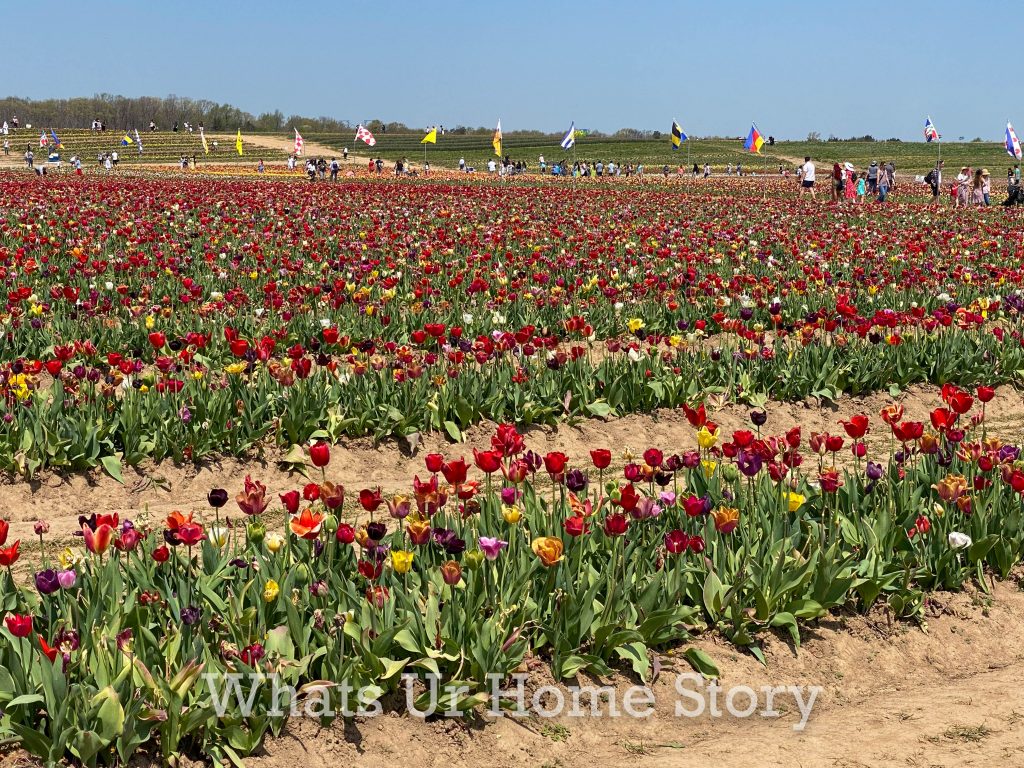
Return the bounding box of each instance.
[0,386,1020,764]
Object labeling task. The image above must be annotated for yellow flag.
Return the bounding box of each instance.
[200,129,209,154]
[492,119,502,156]
[421,128,437,144]
[235,129,243,156]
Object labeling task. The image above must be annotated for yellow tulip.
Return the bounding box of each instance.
[502,505,522,524]
[391,550,414,574]
[697,426,719,450]
[265,533,284,554]
[263,579,280,603]
[787,492,806,513]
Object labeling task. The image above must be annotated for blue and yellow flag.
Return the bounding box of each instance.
[671,121,687,150]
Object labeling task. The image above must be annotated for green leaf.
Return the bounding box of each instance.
[5,693,44,708]
[586,401,614,418]
[100,454,124,484]
[614,642,650,681]
[682,647,719,679]
[443,420,462,442]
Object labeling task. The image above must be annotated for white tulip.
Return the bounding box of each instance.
[948,532,972,550]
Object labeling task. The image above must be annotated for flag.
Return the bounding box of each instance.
[1007,122,1022,160]
[50,129,62,148]
[421,127,437,144]
[235,129,244,156]
[294,128,304,156]
[492,119,502,156]
[134,128,142,155]
[39,131,48,147]
[355,124,376,146]
[200,127,208,154]
[743,123,764,154]
[560,122,576,150]
[924,116,940,142]
[121,133,134,146]
[671,121,687,150]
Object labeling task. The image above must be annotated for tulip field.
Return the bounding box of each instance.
[2,167,1024,766]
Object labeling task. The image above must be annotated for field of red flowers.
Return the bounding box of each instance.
[2,170,1024,766]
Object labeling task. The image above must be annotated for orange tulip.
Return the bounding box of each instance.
[289,508,325,540]
[83,523,114,555]
[531,536,564,567]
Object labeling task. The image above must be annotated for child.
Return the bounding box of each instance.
[856,172,866,203]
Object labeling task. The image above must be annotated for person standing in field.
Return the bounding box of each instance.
[539,154,546,173]
[844,163,856,202]
[799,156,816,199]
[25,147,33,168]
[704,163,711,178]
[867,161,878,194]
[982,169,991,205]
[343,147,349,161]
[877,161,895,202]
[955,167,971,209]
[971,169,985,205]
[856,172,866,203]
[925,160,943,204]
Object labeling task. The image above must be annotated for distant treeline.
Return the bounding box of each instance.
[0,94,356,132]
[0,94,748,138]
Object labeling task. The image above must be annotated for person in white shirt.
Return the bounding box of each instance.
[799,156,816,199]
[487,159,496,173]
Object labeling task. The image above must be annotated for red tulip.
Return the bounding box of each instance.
[590,449,612,469]
[441,458,468,485]
[563,515,590,537]
[152,544,170,563]
[841,414,869,439]
[309,441,330,468]
[147,331,166,350]
[5,614,32,638]
[977,386,995,403]
[302,482,321,501]
[0,519,7,546]
[473,449,503,474]
[0,540,20,567]
[603,512,629,537]
[280,490,301,515]
[358,487,383,512]
[543,451,568,477]
[177,522,205,547]
[336,523,355,543]
[424,453,444,473]
[642,448,664,468]
[665,530,690,554]
[682,401,707,428]
[682,494,706,518]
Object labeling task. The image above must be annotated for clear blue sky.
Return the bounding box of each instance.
[3,0,1015,140]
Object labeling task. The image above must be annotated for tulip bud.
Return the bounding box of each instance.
[323,514,339,533]
[722,464,740,482]
[246,521,266,545]
[464,550,485,571]
[293,563,311,586]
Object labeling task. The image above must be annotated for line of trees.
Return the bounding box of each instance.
[0,94,356,132]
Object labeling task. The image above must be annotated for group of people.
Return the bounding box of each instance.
[945,162,1021,207]
[797,157,897,203]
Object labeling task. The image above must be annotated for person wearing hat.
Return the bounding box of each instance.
[982,169,991,206]
[844,162,856,202]
[867,161,879,195]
